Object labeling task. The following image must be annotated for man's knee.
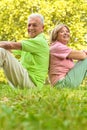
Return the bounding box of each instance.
[0,48,7,55]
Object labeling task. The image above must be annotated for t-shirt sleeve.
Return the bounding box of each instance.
[21,38,41,53]
[50,42,72,59]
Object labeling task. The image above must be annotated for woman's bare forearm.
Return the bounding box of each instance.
[68,50,87,60]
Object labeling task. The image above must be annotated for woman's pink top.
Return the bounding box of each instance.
[49,41,74,86]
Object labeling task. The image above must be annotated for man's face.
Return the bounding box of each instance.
[27,17,44,38]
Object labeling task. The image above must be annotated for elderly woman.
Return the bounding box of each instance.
[49,23,87,88]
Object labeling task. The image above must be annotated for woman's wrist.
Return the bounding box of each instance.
[83,50,87,54]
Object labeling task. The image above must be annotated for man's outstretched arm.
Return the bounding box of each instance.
[0,41,22,50]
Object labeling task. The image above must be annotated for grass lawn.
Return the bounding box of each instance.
[0,84,87,130]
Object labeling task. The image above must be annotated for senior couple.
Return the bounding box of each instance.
[0,13,87,89]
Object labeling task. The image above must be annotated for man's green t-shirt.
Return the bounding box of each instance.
[21,33,49,88]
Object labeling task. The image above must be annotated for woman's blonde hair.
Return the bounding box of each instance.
[50,23,70,43]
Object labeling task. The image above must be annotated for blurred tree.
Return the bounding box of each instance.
[0,0,86,48]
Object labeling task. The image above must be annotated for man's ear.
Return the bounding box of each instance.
[43,25,44,29]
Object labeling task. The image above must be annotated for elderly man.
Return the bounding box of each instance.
[0,13,49,89]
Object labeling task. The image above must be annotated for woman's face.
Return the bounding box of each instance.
[57,26,70,44]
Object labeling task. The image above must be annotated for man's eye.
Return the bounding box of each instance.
[28,24,37,27]
[33,24,37,27]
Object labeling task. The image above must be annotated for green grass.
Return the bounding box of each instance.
[0,84,87,130]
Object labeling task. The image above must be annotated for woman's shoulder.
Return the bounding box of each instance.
[50,41,64,48]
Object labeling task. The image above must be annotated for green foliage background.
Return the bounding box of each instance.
[0,0,87,83]
[0,0,87,46]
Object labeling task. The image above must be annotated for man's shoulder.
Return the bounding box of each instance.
[35,33,45,40]
[35,33,48,44]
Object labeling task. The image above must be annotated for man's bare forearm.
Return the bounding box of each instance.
[0,41,22,50]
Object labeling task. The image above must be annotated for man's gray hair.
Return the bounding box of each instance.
[28,13,44,24]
